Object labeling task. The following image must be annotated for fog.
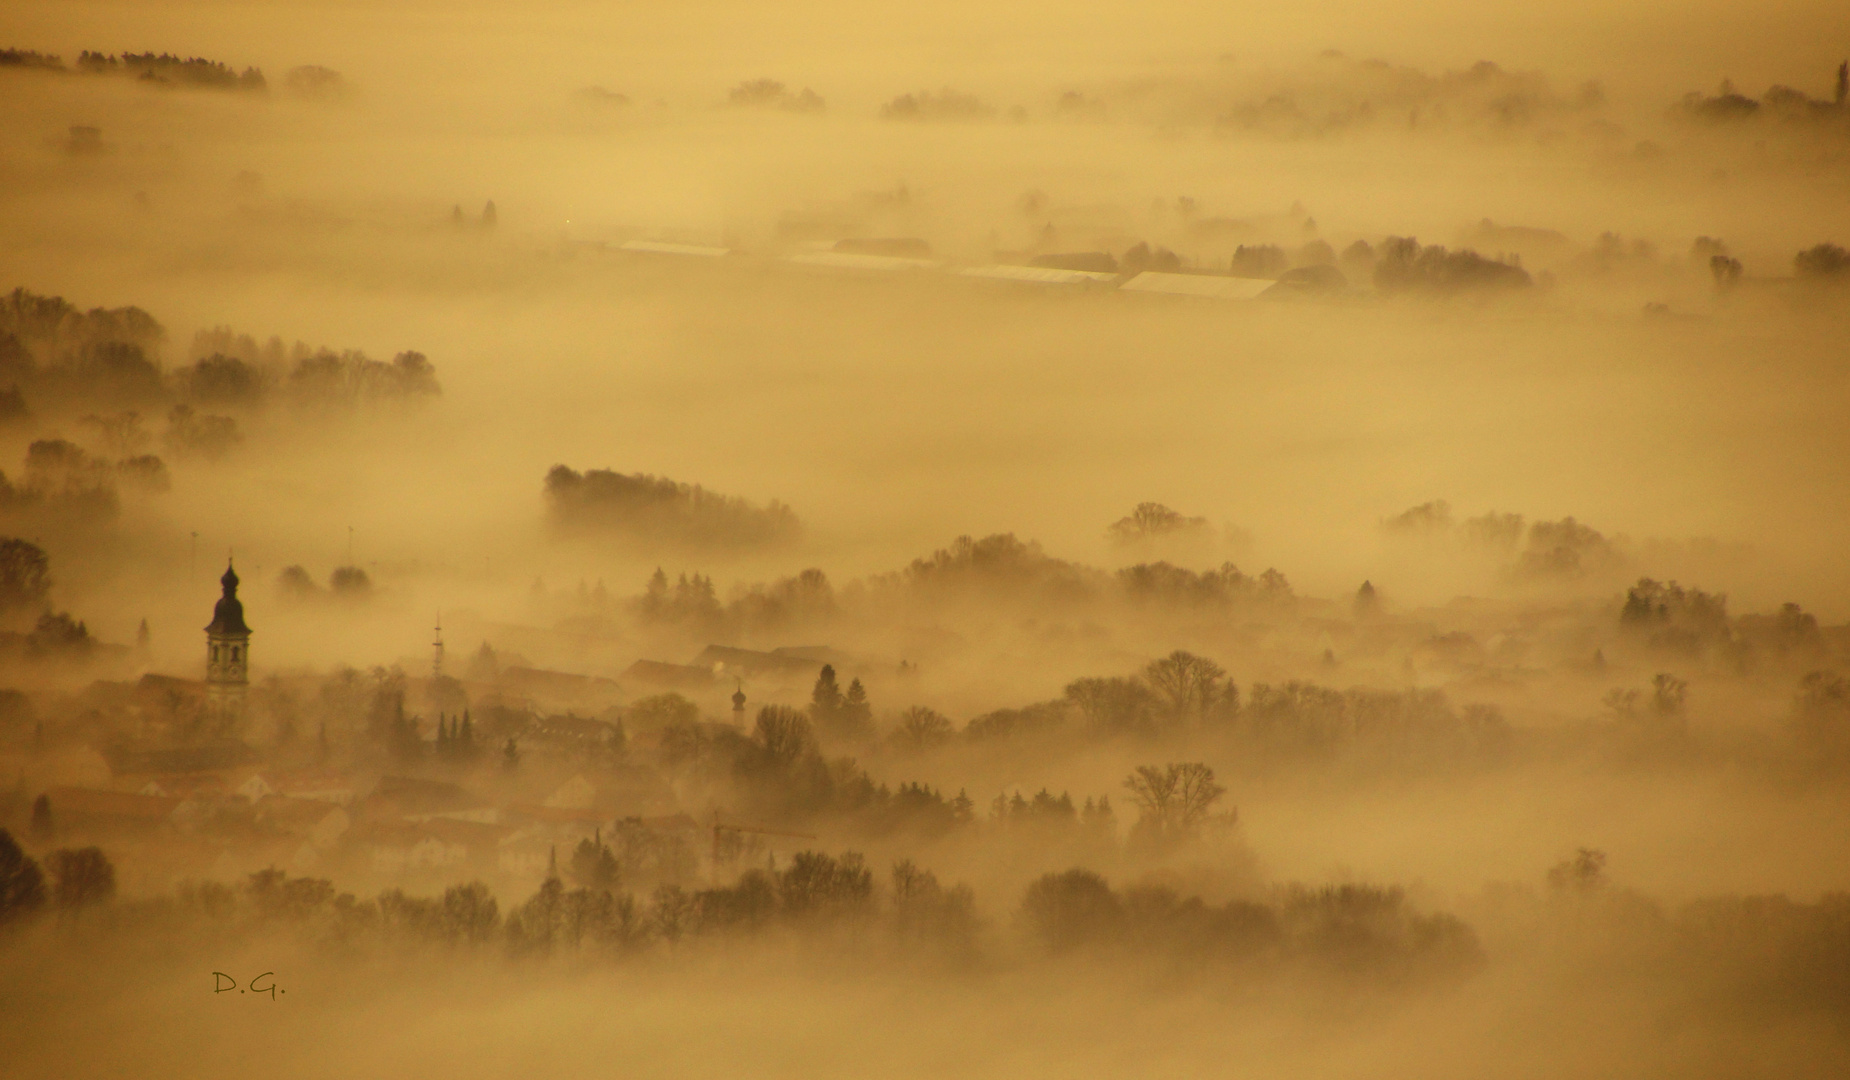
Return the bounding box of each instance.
[2,2,1849,1077]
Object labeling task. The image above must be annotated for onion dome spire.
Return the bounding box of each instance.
[206,559,252,635]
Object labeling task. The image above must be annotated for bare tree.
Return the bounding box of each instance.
[1142,651,1228,724]
[0,538,50,612]
[438,881,500,944]
[1064,676,1158,734]
[1020,868,1123,950]
[1170,763,1226,830]
[1710,254,1743,290]
[1651,673,1688,717]
[893,706,953,751]
[649,883,694,944]
[1603,687,1641,720]
[1124,764,1179,819]
[1123,762,1227,843]
[1547,848,1608,892]
[754,705,813,767]
[45,847,115,909]
[1107,502,1209,546]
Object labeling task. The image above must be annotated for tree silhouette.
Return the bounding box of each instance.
[1548,848,1608,892]
[0,538,50,611]
[754,706,813,767]
[809,665,843,728]
[1354,580,1380,617]
[1142,651,1229,724]
[0,829,45,922]
[1374,236,1530,291]
[1652,673,1688,717]
[1020,868,1123,950]
[45,847,115,909]
[437,882,499,944]
[329,565,372,597]
[1795,244,1850,279]
[893,706,953,751]
[650,883,694,944]
[1794,671,1850,760]
[570,834,621,890]
[776,851,872,916]
[1107,502,1208,546]
[839,678,872,737]
[1123,762,1227,843]
[1064,676,1157,735]
[1710,254,1743,289]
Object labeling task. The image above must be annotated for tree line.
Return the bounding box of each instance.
[0,827,1481,985]
[0,48,266,90]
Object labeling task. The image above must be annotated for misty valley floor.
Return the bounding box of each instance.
[4,3,1850,1077]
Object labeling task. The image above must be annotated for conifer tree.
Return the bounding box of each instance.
[810,665,843,728]
[841,678,872,736]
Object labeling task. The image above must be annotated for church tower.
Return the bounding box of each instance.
[205,560,252,727]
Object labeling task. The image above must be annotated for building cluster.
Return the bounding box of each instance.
[28,759,703,892]
[5,562,835,895]
[614,236,1342,299]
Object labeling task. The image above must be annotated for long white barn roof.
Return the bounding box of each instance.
[958,264,1120,286]
[786,251,942,272]
[619,239,731,257]
[1119,271,1276,299]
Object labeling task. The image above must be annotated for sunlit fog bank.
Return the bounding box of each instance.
[2,1,1849,1077]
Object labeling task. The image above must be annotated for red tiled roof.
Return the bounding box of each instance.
[43,785,182,821]
[505,802,609,824]
[253,795,345,828]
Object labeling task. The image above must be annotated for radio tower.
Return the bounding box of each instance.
[432,615,445,682]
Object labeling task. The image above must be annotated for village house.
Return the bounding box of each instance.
[134,772,233,799]
[524,713,623,758]
[236,768,356,805]
[688,644,829,681]
[252,794,351,850]
[360,775,499,825]
[38,785,184,836]
[620,658,715,691]
[498,665,624,710]
[352,817,508,876]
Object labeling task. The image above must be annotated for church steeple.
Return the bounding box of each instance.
[204,559,252,731]
[206,560,252,636]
